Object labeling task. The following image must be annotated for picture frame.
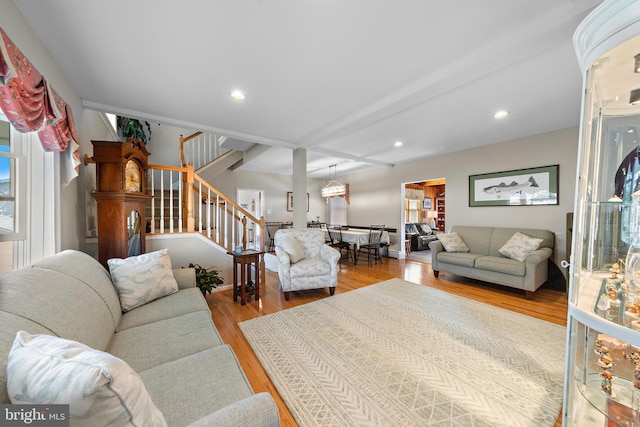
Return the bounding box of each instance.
[423,197,432,210]
[287,192,309,212]
[469,164,559,207]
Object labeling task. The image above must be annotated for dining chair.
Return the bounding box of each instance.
[359,225,385,266]
[265,222,283,252]
[327,225,351,262]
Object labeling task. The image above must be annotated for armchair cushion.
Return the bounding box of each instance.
[279,237,306,263]
[417,223,432,235]
[405,223,419,234]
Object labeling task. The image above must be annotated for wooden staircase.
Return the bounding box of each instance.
[142,131,266,281]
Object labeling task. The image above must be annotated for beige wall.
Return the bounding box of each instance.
[343,127,579,266]
[0,0,111,249]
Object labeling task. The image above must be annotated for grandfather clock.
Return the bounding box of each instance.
[91,139,152,267]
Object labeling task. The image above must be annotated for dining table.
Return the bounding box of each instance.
[326,228,390,265]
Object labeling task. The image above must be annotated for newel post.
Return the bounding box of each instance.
[185,163,195,232]
[241,216,247,249]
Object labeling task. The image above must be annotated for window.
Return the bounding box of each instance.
[0,118,23,239]
[0,113,58,272]
[329,196,348,226]
[405,199,420,223]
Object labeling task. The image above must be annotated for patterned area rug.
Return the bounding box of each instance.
[239,279,566,426]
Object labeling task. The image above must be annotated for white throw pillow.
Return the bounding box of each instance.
[499,232,544,262]
[280,237,306,263]
[108,248,179,312]
[436,232,470,253]
[7,331,167,427]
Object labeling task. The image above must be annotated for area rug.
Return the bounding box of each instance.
[239,278,566,427]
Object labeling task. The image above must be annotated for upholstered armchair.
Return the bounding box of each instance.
[274,228,341,300]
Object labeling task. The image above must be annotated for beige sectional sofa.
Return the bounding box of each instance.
[429,225,554,298]
[0,249,279,427]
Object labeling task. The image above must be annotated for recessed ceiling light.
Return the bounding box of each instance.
[230,90,245,100]
[394,141,403,147]
[494,110,509,119]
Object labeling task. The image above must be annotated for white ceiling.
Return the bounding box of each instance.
[13,0,601,178]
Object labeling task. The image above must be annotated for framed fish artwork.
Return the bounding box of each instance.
[468,164,559,206]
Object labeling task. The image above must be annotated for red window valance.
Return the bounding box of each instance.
[0,27,78,157]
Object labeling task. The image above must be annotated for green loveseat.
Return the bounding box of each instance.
[429,225,554,298]
[0,250,279,426]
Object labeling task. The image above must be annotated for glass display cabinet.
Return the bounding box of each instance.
[565,1,640,425]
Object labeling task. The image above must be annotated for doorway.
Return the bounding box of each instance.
[402,178,445,262]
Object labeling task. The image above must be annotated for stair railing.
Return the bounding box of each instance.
[147,162,266,281]
[179,132,231,170]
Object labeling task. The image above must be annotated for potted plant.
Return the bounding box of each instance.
[117,116,152,144]
[188,263,224,296]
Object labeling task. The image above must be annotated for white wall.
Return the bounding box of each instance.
[1,0,579,270]
[211,168,328,224]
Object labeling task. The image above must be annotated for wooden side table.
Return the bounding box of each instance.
[405,238,412,256]
[228,249,264,305]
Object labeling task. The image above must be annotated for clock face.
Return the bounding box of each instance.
[125,160,141,192]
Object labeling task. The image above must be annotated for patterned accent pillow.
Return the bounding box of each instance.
[280,237,306,263]
[7,331,167,427]
[436,232,470,253]
[499,232,544,262]
[108,248,179,312]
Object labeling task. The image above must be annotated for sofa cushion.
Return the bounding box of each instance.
[0,268,117,352]
[109,311,221,372]
[108,249,179,312]
[139,346,254,427]
[32,250,122,330]
[417,223,432,235]
[475,256,526,276]
[437,252,481,268]
[117,287,210,331]
[449,226,493,255]
[498,232,544,262]
[280,236,306,263]
[7,331,167,427]
[436,232,470,253]
[405,223,419,234]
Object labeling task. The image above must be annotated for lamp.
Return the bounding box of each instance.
[426,210,438,228]
[630,88,640,105]
[635,53,640,73]
[322,165,346,198]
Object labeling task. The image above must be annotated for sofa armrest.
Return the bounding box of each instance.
[524,247,552,265]
[173,268,196,289]
[428,240,444,271]
[184,392,280,427]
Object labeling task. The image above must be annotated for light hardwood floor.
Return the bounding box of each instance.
[205,256,568,427]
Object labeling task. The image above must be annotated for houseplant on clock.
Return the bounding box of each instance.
[116,116,152,144]
[188,263,224,296]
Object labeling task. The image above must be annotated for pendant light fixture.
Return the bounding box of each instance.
[321,164,346,198]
